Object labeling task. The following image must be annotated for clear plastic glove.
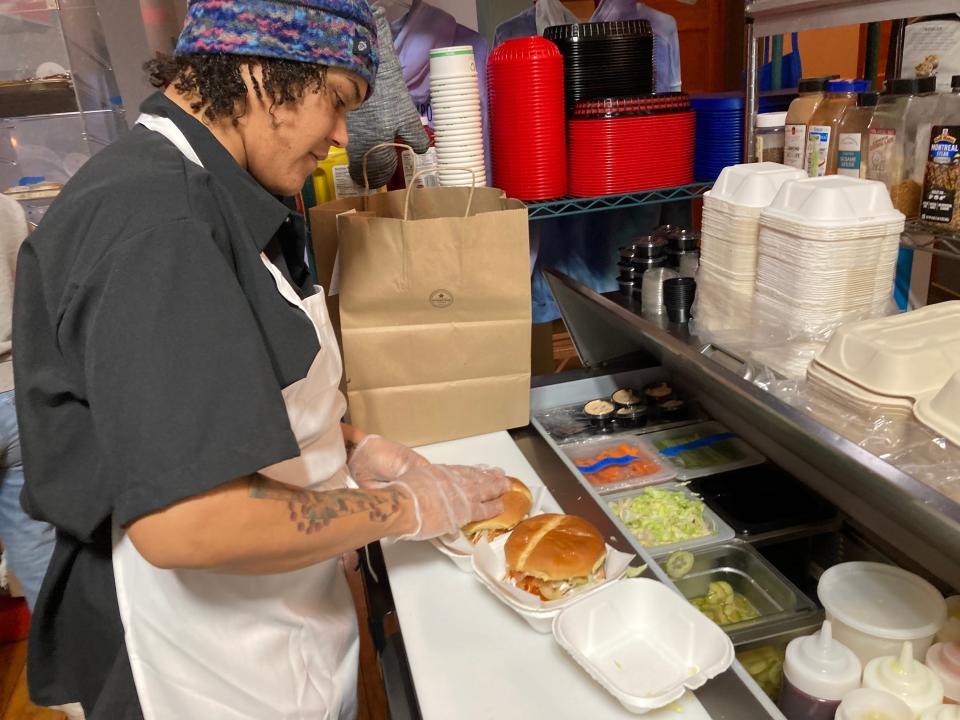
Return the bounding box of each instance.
[348,434,429,487]
[389,464,510,541]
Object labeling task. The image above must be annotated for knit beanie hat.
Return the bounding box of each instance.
[175,0,380,93]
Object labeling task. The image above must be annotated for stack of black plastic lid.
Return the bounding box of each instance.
[663,277,697,324]
[544,20,655,114]
[617,235,668,298]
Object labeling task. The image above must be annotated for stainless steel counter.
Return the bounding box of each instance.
[546,269,960,591]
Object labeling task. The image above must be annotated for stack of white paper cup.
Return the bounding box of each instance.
[429,46,486,187]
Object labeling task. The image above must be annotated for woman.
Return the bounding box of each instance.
[12,1,509,718]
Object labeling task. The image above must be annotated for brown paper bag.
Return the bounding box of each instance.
[312,182,531,446]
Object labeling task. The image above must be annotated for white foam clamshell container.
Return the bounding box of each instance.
[471,530,635,633]
[430,485,549,572]
[760,176,905,236]
[552,578,735,714]
[815,301,960,399]
[705,162,807,210]
[915,370,960,447]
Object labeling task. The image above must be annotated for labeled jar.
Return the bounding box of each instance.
[867,76,939,216]
[784,76,837,169]
[836,91,878,178]
[806,79,869,177]
[920,75,960,229]
[756,111,787,164]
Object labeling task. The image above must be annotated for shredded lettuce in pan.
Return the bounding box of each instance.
[608,488,712,547]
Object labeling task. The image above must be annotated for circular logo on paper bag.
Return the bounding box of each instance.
[429,289,454,308]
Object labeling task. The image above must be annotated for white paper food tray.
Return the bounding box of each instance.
[470,530,635,633]
[429,485,549,572]
[552,578,735,714]
[815,301,960,400]
[604,483,736,557]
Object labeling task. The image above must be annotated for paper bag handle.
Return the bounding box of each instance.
[360,142,415,210]
[404,167,477,221]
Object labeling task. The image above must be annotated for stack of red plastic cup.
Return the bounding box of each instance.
[488,37,566,201]
[568,93,695,197]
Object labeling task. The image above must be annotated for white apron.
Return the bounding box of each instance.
[111,113,358,720]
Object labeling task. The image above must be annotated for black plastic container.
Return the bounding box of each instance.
[617,278,638,298]
[614,403,648,428]
[583,398,616,428]
[630,255,667,272]
[643,381,674,405]
[611,387,644,407]
[688,464,837,536]
[668,228,700,252]
[657,398,688,422]
[663,277,696,323]
[617,262,642,282]
[652,224,682,240]
[632,234,668,259]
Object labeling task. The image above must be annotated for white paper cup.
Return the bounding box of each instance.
[429,46,477,78]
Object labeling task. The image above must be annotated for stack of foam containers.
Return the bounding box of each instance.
[754,176,905,340]
[808,301,960,445]
[694,162,806,334]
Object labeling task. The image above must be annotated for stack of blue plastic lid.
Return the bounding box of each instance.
[691,93,744,182]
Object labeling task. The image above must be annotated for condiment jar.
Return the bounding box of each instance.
[756,111,787,164]
[835,688,914,720]
[785,76,836,170]
[805,79,869,177]
[863,641,945,718]
[920,75,960,230]
[836,91,878,178]
[778,620,862,720]
[867,76,938,216]
[926,642,960,704]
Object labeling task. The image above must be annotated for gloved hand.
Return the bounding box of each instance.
[389,464,510,541]
[346,5,430,189]
[348,434,429,487]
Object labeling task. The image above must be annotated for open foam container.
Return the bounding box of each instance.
[470,529,635,633]
[552,578,735,714]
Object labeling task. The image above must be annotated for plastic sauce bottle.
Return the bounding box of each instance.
[806,79,869,177]
[918,705,960,720]
[835,688,914,720]
[867,77,938,216]
[778,620,862,720]
[784,76,835,170]
[863,641,945,718]
[920,75,960,230]
[836,91,879,178]
[926,642,960,704]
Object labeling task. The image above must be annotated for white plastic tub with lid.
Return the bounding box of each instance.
[817,562,947,666]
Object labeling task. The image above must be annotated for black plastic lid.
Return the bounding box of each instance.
[858,91,879,107]
[952,75,960,91]
[544,19,653,41]
[798,75,839,93]
[886,77,923,95]
[918,76,938,94]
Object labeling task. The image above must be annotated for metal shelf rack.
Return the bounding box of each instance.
[524,182,713,221]
[901,220,960,262]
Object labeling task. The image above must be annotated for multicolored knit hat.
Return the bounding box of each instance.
[175,0,380,92]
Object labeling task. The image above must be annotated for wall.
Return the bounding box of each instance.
[792,24,861,80]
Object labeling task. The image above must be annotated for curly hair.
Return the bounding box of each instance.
[144,53,329,123]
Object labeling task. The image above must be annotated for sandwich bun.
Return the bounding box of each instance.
[461,478,533,542]
[504,514,607,599]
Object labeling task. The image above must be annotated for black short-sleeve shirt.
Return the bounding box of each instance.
[13,93,322,718]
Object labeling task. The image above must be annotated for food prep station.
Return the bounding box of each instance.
[357,270,960,719]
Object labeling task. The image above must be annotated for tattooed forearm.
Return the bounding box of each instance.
[248,475,404,534]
